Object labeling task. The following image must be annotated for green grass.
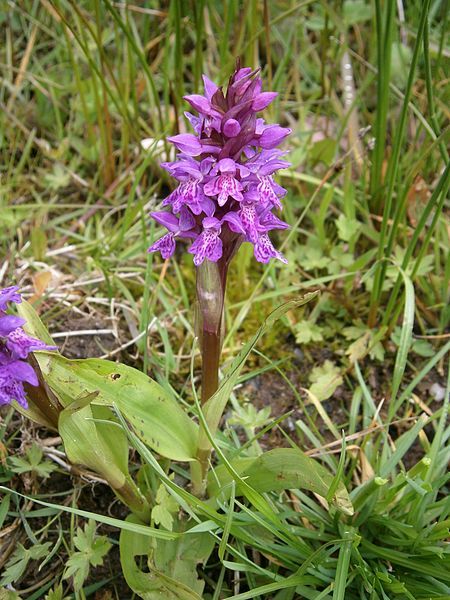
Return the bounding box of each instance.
[0,1,449,598]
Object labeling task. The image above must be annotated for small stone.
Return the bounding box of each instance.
[430,382,446,402]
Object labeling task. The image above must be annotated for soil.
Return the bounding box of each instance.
[54,313,118,360]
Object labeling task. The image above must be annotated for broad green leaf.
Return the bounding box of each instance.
[43,355,198,462]
[153,526,214,598]
[120,515,210,600]
[208,448,353,516]
[17,301,197,461]
[58,400,149,517]
[59,402,127,489]
[17,300,55,347]
[119,515,156,599]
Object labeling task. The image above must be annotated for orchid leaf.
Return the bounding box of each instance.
[208,448,353,516]
[16,300,55,347]
[120,514,210,599]
[42,355,198,462]
[17,302,197,462]
[58,398,149,517]
[59,402,129,489]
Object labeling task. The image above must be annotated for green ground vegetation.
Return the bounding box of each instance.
[0,1,449,598]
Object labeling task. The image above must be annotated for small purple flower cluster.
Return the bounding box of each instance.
[0,286,56,408]
[148,64,291,266]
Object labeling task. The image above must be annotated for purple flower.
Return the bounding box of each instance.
[6,327,56,360]
[188,217,223,265]
[223,119,241,138]
[258,124,291,149]
[0,357,38,408]
[0,315,26,337]
[167,134,203,156]
[252,92,278,111]
[0,286,57,408]
[147,208,197,259]
[0,286,22,311]
[254,233,288,264]
[148,61,291,266]
[204,159,244,206]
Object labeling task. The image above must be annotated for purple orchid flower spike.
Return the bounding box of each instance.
[0,286,57,408]
[148,60,290,267]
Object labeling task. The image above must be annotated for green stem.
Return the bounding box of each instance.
[191,260,228,496]
[115,478,150,522]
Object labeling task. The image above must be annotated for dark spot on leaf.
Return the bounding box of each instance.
[111,373,121,380]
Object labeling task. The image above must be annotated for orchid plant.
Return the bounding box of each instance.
[1,64,352,598]
[148,62,292,492]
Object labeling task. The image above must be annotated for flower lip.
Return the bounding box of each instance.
[6,328,57,360]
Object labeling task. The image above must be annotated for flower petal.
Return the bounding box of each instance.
[167,134,202,156]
